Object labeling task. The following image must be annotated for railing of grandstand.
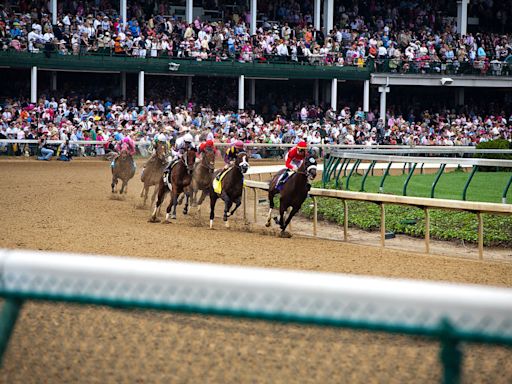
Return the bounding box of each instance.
[0,249,511,383]
[371,58,512,76]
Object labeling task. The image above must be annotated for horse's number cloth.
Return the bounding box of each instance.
[213,167,232,194]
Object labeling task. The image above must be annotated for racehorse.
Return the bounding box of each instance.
[111,149,135,194]
[190,147,216,212]
[149,148,196,223]
[265,155,317,237]
[140,142,169,207]
[209,151,249,229]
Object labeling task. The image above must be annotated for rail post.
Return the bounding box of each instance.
[431,164,446,198]
[402,163,417,196]
[440,319,462,384]
[253,188,257,223]
[379,162,393,193]
[502,174,512,204]
[243,187,247,220]
[462,165,478,201]
[477,212,483,260]
[343,200,348,241]
[313,197,318,237]
[0,299,23,366]
[380,203,386,247]
[424,207,430,254]
[346,159,361,191]
[360,160,376,192]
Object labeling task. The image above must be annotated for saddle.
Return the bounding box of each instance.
[275,169,294,191]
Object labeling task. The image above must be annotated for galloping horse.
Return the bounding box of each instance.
[190,147,216,212]
[209,151,249,229]
[149,148,196,223]
[140,142,169,206]
[111,149,136,194]
[265,156,317,237]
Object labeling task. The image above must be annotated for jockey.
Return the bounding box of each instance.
[172,132,195,161]
[198,139,216,154]
[223,140,244,168]
[115,135,137,156]
[278,140,308,186]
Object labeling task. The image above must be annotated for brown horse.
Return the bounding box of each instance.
[111,149,136,194]
[209,151,250,229]
[149,148,197,223]
[190,147,216,212]
[140,142,169,206]
[265,155,317,237]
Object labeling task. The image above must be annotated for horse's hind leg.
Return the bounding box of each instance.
[228,196,242,217]
[150,186,158,207]
[196,190,207,214]
[266,190,276,227]
[223,196,233,228]
[120,180,127,194]
[111,176,117,193]
[183,192,190,215]
[168,190,179,220]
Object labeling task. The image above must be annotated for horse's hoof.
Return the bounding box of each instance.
[171,214,177,220]
[273,217,279,224]
[279,231,292,238]
[148,217,160,223]
[163,220,172,224]
[183,209,188,215]
[265,221,271,228]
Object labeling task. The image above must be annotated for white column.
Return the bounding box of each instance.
[186,77,192,100]
[51,0,57,25]
[120,72,126,100]
[314,0,321,32]
[250,0,257,35]
[51,71,57,91]
[326,0,334,35]
[138,71,144,107]
[238,75,245,111]
[30,66,37,103]
[457,0,469,36]
[249,79,255,105]
[379,86,390,125]
[330,78,337,111]
[120,0,127,30]
[186,0,193,24]
[363,80,370,112]
[313,79,319,105]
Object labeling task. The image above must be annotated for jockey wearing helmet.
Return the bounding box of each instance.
[285,141,308,171]
[172,130,195,161]
[198,139,216,154]
[224,140,244,167]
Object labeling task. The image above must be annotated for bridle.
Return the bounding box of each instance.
[199,150,215,173]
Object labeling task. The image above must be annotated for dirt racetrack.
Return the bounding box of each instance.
[0,159,511,383]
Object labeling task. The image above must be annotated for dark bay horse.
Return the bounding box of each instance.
[149,148,196,223]
[140,142,169,206]
[111,149,136,194]
[209,152,250,229]
[190,147,216,213]
[265,156,317,237]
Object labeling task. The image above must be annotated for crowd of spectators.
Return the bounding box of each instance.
[0,96,510,159]
[0,0,511,75]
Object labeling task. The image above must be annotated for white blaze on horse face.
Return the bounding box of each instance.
[240,156,249,168]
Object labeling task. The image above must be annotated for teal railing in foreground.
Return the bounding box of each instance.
[0,249,511,383]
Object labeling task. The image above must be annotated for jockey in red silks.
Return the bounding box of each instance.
[278,140,308,187]
[198,139,216,155]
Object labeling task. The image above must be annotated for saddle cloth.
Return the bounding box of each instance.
[276,170,294,191]
[213,167,232,194]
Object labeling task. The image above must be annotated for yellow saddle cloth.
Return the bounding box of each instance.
[213,167,232,194]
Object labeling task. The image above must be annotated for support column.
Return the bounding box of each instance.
[50,71,57,92]
[378,86,390,125]
[250,0,257,36]
[138,70,144,107]
[313,79,319,105]
[186,0,193,24]
[120,0,127,30]
[30,66,37,104]
[324,80,331,104]
[455,87,465,106]
[331,78,337,112]
[457,0,469,36]
[314,0,321,32]
[363,80,370,112]
[326,0,334,35]
[249,79,255,106]
[238,75,245,111]
[186,77,192,100]
[120,72,126,100]
[51,0,57,25]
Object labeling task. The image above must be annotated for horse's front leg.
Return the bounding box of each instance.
[149,183,166,222]
[266,189,276,227]
[120,180,127,194]
[280,206,299,237]
[168,189,179,220]
[196,190,207,214]
[111,176,117,193]
[228,196,242,217]
[209,192,218,229]
[183,191,190,215]
[223,195,233,228]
